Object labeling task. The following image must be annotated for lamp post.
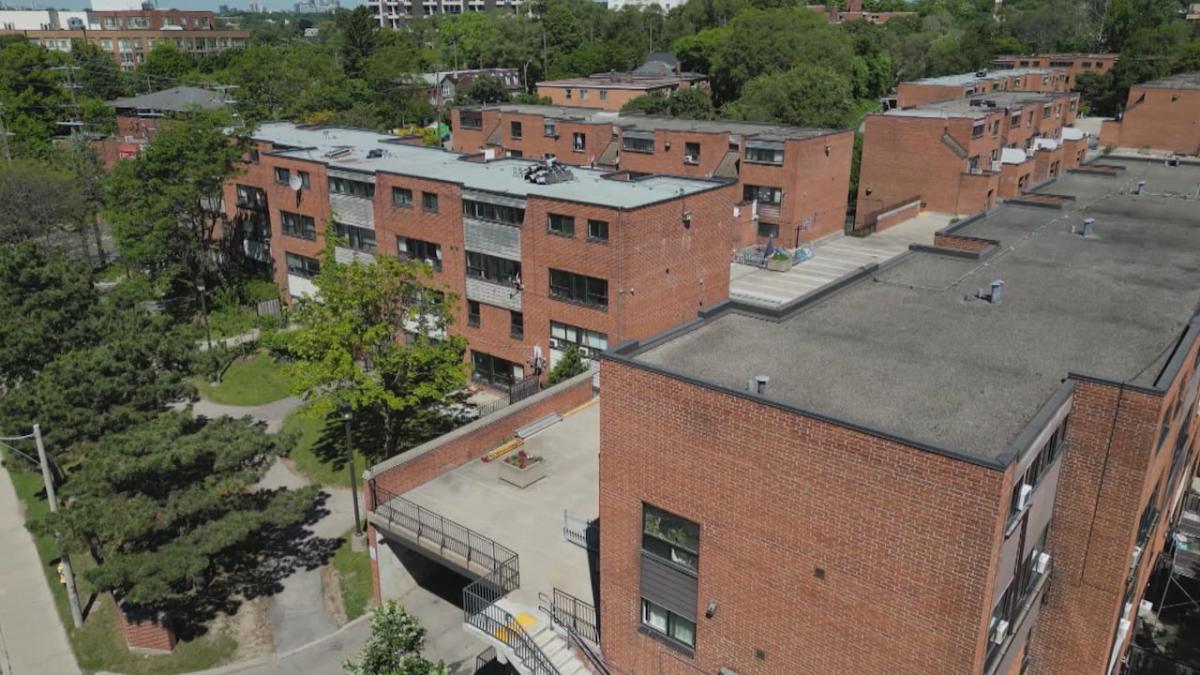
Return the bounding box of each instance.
[342,405,364,550]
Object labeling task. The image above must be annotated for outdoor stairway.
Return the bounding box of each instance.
[531,625,590,675]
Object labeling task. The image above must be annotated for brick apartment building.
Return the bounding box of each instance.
[600,158,1200,674]
[857,91,1085,222]
[1100,73,1200,155]
[0,8,247,69]
[992,53,1118,89]
[229,122,743,388]
[451,104,854,242]
[94,86,229,164]
[806,0,915,24]
[366,0,524,27]
[892,68,1069,110]
[536,54,708,112]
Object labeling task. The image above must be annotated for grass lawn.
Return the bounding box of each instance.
[193,352,292,406]
[332,529,373,622]
[3,457,237,674]
[281,405,367,489]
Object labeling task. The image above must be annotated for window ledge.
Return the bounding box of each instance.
[587,237,609,244]
[744,159,784,166]
[637,625,695,657]
[547,229,575,239]
[549,295,608,312]
[622,148,654,154]
[392,203,413,209]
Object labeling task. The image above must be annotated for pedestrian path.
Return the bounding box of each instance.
[0,463,80,675]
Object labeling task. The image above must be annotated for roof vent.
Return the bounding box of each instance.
[1134,180,1146,195]
[969,99,983,107]
[367,148,384,159]
[1074,217,1095,236]
[523,158,574,185]
[748,375,769,395]
[985,99,998,108]
[975,70,988,77]
[989,279,1005,305]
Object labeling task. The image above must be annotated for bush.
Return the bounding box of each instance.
[547,345,588,386]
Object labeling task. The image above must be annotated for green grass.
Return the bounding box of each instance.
[193,352,292,406]
[2,456,237,674]
[332,529,373,621]
[281,405,367,489]
[96,261,129,282]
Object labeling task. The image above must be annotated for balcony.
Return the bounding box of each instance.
[466,276,522,312]
[243,239,271,263]
[1171,489,1200,580]
[334,246,375,265]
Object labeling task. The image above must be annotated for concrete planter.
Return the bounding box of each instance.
[499,458,546,489]
[765,255,794,272]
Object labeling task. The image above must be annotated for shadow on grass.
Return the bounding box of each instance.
[305,408,459,474]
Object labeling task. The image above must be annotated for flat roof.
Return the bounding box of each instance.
[463,103,841,140]
[536,73,705,90]
[250,122,724,209]
[885,91,1065,119]
[627,159,1200,465]
[1141,72,1200,90]
[907,68,1055,87]
[110,85,228,112]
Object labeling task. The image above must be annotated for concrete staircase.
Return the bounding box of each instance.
[530,626,590,675]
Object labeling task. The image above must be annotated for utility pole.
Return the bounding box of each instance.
[52,65,84,140]
[33,425,84,628]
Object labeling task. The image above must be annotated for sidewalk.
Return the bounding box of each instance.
[0,463,80,675]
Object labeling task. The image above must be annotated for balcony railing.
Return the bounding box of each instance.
[371,485,517,574]
[756,203,781,222]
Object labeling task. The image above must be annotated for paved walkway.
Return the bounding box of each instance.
[0,463,80,675]
[178,396,304,434]
[730,212,952,307]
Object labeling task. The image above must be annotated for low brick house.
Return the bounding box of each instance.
[452,104,853,242]
[1100,73,1200,155]
[893,68,1069,110]
[991,53,1118,89]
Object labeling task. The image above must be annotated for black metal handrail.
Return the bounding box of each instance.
[540,587,600,644]
[464,556,556,675]
[371,484,518,574]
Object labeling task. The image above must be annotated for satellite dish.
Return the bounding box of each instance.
[288,174,303,191]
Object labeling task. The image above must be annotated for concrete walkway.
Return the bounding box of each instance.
[179,396,304,434]
[730,212,952,307]
[0,463,80,675]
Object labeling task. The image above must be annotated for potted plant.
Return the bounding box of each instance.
[499,449,546,488]
[765,249,794,272]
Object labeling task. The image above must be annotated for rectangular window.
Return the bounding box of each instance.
[642,503,699,571]
[599,90,607,101]
[564,89,572,100]
[422,192,439,212]
[551,321,607,352]
[460,111,482,129]
[742,185,782,205]
[579,88,589,100]
[549,269,607,309]
[548,213,575,237]
[285,252,320,278]
[622,136,655,153]
[466,251,521,286]
[274,167,291,185]
[745,146,784,164]
[462,200,524,225]
[587,219,608,242]
[281,211,316,240]
[969,155,981,173]
[471,350,520,388]
[298,171,310,188]
[334,222,376,254]
[236,184,267,210]
[249,148,260,164]
[572,132,586,152]
[397,236,441,271]
[1007,418,1069,520]
[1027,111,1034,127]
[510,121,522,139]
[641,599,696,648]
[684,142,700,164]
[510,311,523,339]
[544,121,556,137]
[972,123,985,139]
[329,176,375,198]
[392,187,413,207]
[1042,106,1051,119]
[758,222,779,239]
[1011,113,1021,127]
[986,584,1016,668]
[467,300,481,327]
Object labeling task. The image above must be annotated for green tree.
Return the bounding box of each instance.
[284,239,468,458]
[671,27,728,75]
[728,63,857,128]
[140,42,194,89]
[41,413,315,611]
[0,36,69,156]
[547,345,587,386]
[344,601,447,675]
[0,159,89,246]
[336,6,379,78]
[621,92,672,115]
[106,108,246,285]
[52,139,109,266]
[622,88,716,119]
[452,75,512,105]
[71,39,124,101]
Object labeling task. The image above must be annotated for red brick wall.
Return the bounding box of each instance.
[1108,87,1200,155]
[599,360,1008,675]
[858,115,979,218]
[934,232,997,252]
[119,606,176,653]
[537,84,679,111]
[873,197,922,231]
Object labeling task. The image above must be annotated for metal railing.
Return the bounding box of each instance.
[371,485,518,574]
[464,556,556,675]
[563,510,598,552]
[540,588,600,644]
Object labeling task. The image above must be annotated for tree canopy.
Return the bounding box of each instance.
[344,601,447,675]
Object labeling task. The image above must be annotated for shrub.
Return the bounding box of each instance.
[547,345,587,385]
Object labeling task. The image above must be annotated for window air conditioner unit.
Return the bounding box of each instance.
[992,620,1010,644]
[548,337,561,350]
[1017,483,1033,511]
[578,346,591,359]
[684,154,696,163]
[1035,552,1051,574]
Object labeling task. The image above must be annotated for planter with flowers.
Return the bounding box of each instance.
[499,449,546,489]
[765,249,794,272]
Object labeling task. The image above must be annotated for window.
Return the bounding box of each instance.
[334,222,377,254]
[422,192,439,212]
[460,111,483,129]
[274,167,291,185]
[1011,113,1021,127]
[623,136,655,153]
[544,121,556,137]
[1007,418,1068,520]
[466,251,521,286]
[579,88,589,100]
[281,211,316,240]
[986,583,1016,668]
[587,219,609,242]
[471,350,520,387]
[329,177,375,198]
[551,321,608,352]
[1041,105,1051,119]
[462,200,524,225]
[1027,111,1034,127]
[548,213,575,237]
[968,155,981,173]
[572,132,586,152]
[249,148,260,164]
[641,599,695,648]
[285,252,320,278]
[564,88,572,100]
[549,269,607,309]
[745,146,784,164]
[298,171,310,188]
[684,142,700,164]
[236,184,267,210]
[398,237,441,270]
[643,504,699,571]
[758,222,779,239]
[599,90,608,101]
[507,150,524,158]
[992,120,1000,136]
[510,311,523,339]
[742,185,782,205]
[392,187,413,207]
[468,300,481,327]
[510,121,522,139]
[972,123,985,139]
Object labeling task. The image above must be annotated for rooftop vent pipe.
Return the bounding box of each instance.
[750,375,769,395]
[1075,217,1095,236]
[1135,180,1146,195]
[989,279,1005,305]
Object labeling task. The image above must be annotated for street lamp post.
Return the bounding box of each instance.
[342,406,364,550]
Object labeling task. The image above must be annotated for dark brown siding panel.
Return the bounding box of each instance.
[639,552,698,621]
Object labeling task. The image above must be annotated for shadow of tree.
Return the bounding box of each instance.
[308,407,459,472]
